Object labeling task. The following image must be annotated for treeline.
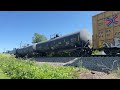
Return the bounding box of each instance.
[32,33,47,43]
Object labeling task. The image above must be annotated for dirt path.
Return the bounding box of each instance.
[36,62,65,66]
[79,71,119,79]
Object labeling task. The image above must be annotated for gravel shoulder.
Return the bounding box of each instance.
[37,62,65,66]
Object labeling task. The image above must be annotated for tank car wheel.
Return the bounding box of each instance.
[70,52,74,57]
[111,49,117,56]
[77,51,82,57]
[86,48,92,56]
[104,49,111,55]
[104,49,117,55]
[70,50,81,57]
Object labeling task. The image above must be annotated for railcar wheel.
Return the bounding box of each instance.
[104,49,111,55]
[79,48,92,56]
[104,49,117,55]
[70,50,82,57]
[86,48,92,56]
[70,52,74,57]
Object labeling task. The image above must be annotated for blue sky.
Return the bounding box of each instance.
[0,11,103,53]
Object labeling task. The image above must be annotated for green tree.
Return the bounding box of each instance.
[32,33,47,43]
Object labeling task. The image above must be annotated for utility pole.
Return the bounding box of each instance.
[3,48,5,52]
[20,41,22,48]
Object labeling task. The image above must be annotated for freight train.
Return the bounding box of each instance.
[5,29,92,57]
[5,11,120,57]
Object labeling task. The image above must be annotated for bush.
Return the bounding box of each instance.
[0,68,10,79]
[0,54,15,60]
[0,56,78,79]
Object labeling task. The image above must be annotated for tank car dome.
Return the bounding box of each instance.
[79,29,92,45]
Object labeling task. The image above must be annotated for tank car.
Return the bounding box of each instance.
[15,44,37,58]
[4,49,17,55]
[36,29,92,57]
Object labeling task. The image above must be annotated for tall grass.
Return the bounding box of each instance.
[0,54,15,60]
[0,68,10,79]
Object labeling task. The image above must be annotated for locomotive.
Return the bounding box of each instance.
[6,29,92,57]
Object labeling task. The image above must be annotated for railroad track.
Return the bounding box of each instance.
[31,54,120,61]
[31,55,120,72]
[33,55,120,63]
[32,54,120,58]
[90,54,120,57]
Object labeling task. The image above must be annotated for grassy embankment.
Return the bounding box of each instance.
[0,54,89,79]
[1,53,120,79]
